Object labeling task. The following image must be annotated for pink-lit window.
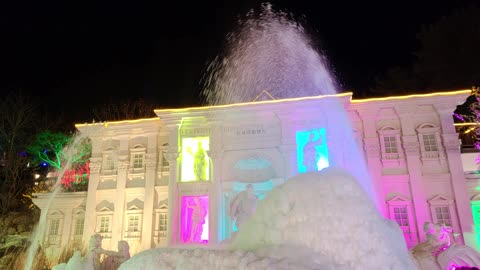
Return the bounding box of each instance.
[383,136,398,154]
[393,206,409,227]
[435,207,451,226]
[180,195,209,244]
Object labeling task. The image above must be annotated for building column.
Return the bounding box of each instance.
[358,109,384,214]
[164,124,180,246]
[164,152,179,246]
[402,134,429,242]
[83,157,101,242]
[141,153,157,250]
[437,105,475,246]
[111,160,128,245]
[62,208,74,246]
[207,147,224,244]
[278,144,297,179]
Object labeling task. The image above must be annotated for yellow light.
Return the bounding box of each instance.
[454,122,480,127]
[154,92,354,114]
[352,89,470,103]
[75,117,159,128]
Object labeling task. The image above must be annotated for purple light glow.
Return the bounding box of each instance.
[180,195,209,244]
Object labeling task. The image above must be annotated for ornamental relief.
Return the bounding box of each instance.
[89,162,102,174]
[163,152,179,162]
[117,160,129,171]
[146,159,157,170]
[402,141,420,155]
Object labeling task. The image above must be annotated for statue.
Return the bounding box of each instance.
[229,184,258,231]
[187,142,208,180]
[51,234,129,270]
[186,197,207,243]
[302,132,322,172]
[410,222,480,269]
[100,240,131,270]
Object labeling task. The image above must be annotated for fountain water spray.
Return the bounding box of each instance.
[201,2,338,105]
[201,2,378,206]
[24,132,90,270]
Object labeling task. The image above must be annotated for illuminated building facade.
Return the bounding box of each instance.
[33,90,480,256]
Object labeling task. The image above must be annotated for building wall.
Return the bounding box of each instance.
[34,90,479,255]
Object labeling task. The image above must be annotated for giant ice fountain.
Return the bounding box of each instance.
[27,2,480,270]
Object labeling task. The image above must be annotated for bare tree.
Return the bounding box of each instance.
[0,91,38,214]
[91,98,158,122]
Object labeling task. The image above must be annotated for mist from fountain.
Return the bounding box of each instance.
[202,2,377,206]
[24,133,90,270]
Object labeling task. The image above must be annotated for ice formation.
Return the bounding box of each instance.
[119,167,417,270]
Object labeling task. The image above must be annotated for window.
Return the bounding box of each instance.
[417,124,442,159]
[72,217,84,243]
[48,219,61,245]
[180,195,209,244]
[130,145,146,173]
[393,206,409,227]
[159,212,167,238]
[74,218,84,236]
[99,216,110,233]
[378,127,403,166]
[384,136,398,154]
[428,194,456,229]
[180,137,210,182]
[133,153,144,169]
[102,149,117,174]
[423,134,438,152]
[434,206,451,226]
[49,219,60,236]
[128,215,140,232]
[104,155,114,171]
[387,194,417,248]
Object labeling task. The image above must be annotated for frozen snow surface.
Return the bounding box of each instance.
[120,167,417,270]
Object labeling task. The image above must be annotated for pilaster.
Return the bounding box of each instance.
[83,157,101,242]
[111,159,128,245]
[141,153,157,249]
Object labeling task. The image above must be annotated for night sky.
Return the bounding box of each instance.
[0,0,477,124]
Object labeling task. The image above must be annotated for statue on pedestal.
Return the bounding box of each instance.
[229,184,258,231]
[410,222,480,269]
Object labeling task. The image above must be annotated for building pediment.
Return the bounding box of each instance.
[428,194,452,204]
[158,199,168,209]
[96,200,114,211]
[48,210,64,216]
[127,198,144,210]
[386,193,411,205]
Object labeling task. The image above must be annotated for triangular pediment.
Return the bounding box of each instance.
[96,200,114,212]
[428,194,452,203]
[471,193,480,201]
[127,198,144,210]
[158,199,168,209]
[387,193,410,203]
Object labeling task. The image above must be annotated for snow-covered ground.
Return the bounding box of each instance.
[120,167,417,270]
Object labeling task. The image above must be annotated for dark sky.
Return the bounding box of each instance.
[0,0,477,124]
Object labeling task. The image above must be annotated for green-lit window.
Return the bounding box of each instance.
[181,137,210,182]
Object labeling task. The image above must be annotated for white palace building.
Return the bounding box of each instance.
[33,89,480,257]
